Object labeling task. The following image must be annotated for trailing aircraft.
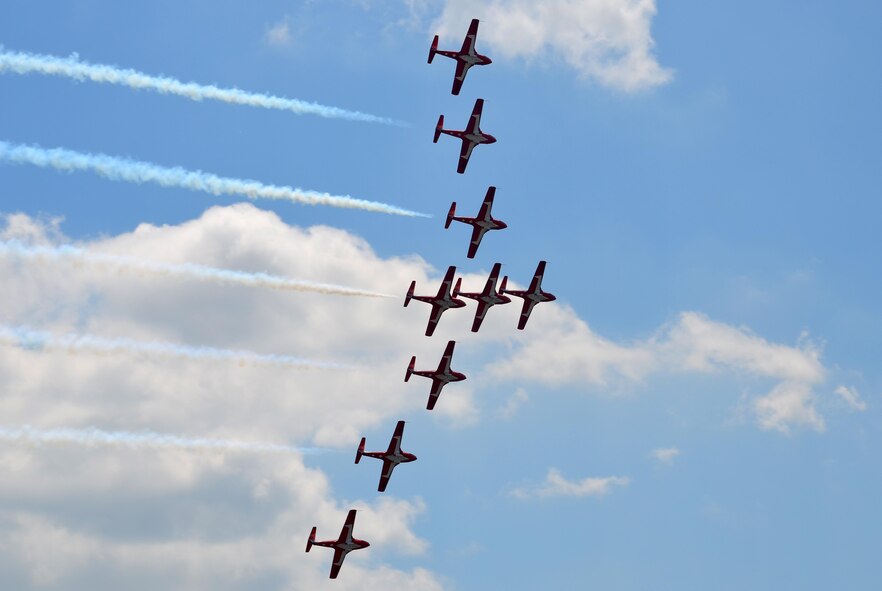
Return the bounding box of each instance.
[306,509,369,579]
[405,340,466,410]
[404,266,466,337]
[445,186,507,258]
[428,18,492,95]
[453,262,511,332]
[355,420,417,492]
[434,98,496,174]
[501,261,557,330]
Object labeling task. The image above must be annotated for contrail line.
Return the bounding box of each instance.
[0,48,405,126]
[0,240,394,298]
[0,325,351,370]
[0,425,323,455]
[0,140,430,218]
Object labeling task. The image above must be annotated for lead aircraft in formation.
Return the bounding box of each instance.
[356,420,417,492]
[501,261,557,330]
[434,98,496,174]
[405,340,467,410]
[404,265,466,336]
[306,509,370,579]
[445,186,507,258]
[453,262,510,332]
[428,18,492,95]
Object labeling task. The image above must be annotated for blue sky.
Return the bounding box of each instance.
[1,1,881,589]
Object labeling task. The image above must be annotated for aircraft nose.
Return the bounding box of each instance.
[486,56,493,64]
[498,221,508,229]
[488,135,497,143]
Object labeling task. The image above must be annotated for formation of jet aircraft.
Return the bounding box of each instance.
[308,18,559,579]
[405,340,467,410]
[428,18,492,95]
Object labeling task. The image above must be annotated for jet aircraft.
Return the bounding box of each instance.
[445,186,507,258]
[355,420,417,492]
[434,98,496,174]
[306,509,369,579]
[405,340,466,410]
[404,265,466,337]
[428,18,492,95]
[501,261,557,330]
[453,262,511,332]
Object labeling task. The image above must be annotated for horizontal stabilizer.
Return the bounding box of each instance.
[404,281,415,307]
[428,35,439,64]
[405,356,416,382]
[445,202,456,229]
[355,437,365,464]
[306,526,316,552]
[499,276,508,293]
[453,277,462,297]
[434,115,444,143]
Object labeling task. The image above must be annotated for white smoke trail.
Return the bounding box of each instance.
[0,140,430,218]
[0,48,405,126]
[0,325,351,370]
[0,240,394,298]
[0,425,324,455]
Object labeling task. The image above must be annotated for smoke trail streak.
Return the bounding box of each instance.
[0,326,351,370]
[0,140,430,218]
[0,425,324,455]
[0,240,394,298]
[0,48,405,126]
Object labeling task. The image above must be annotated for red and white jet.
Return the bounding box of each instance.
[404,265,466,337]
[306,509,369,579]
[428,18,492,95]
[453,262,511,332]
[405,339,466,410]
[355,420,417,492]
[434,98,496,174]
[501,261,557,330]
[446,186,507,259]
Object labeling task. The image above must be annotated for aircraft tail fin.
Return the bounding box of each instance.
[428,35,439,64]
[453,277,462,297]
[404,281,415,307]
[306,527,316,552]
[434,115,444,143]
[355,438,365,464]
[445,202,456,229]
[499,275,508,294]
[405,356,416,382]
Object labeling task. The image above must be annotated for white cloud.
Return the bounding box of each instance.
[497,387,529,419]
[431,0,672,91]
[754,382,825,434]
[485,307,827,433]
[264,16,293,47]
[650,447,680,464]
[834,385,867,412]
[511,468,629,499]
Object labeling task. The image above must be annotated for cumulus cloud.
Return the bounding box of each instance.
[511,468,629,499]
[650,447,680,464]
[431,0,672,91]
[264,16,293,47]
[834,385,867,412]
[485,305,827,433]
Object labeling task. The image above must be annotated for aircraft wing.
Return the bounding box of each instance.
[460,18,480,55]
[329,547,347,579]
[457,139,477,174]
[517,299,539,330]
[337,509,356,544]
[386,420,405,456]
[425,303,444,337]
[435,266,457,299]
[464,98,484,134]
[377,458,397,492]
[528,260,547,293]
[451,61,472,95]
[471,301,491,332]
[437,340,456,373]
[478,186,496,221]
[467,225,489,258]
[426,379,445,410]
